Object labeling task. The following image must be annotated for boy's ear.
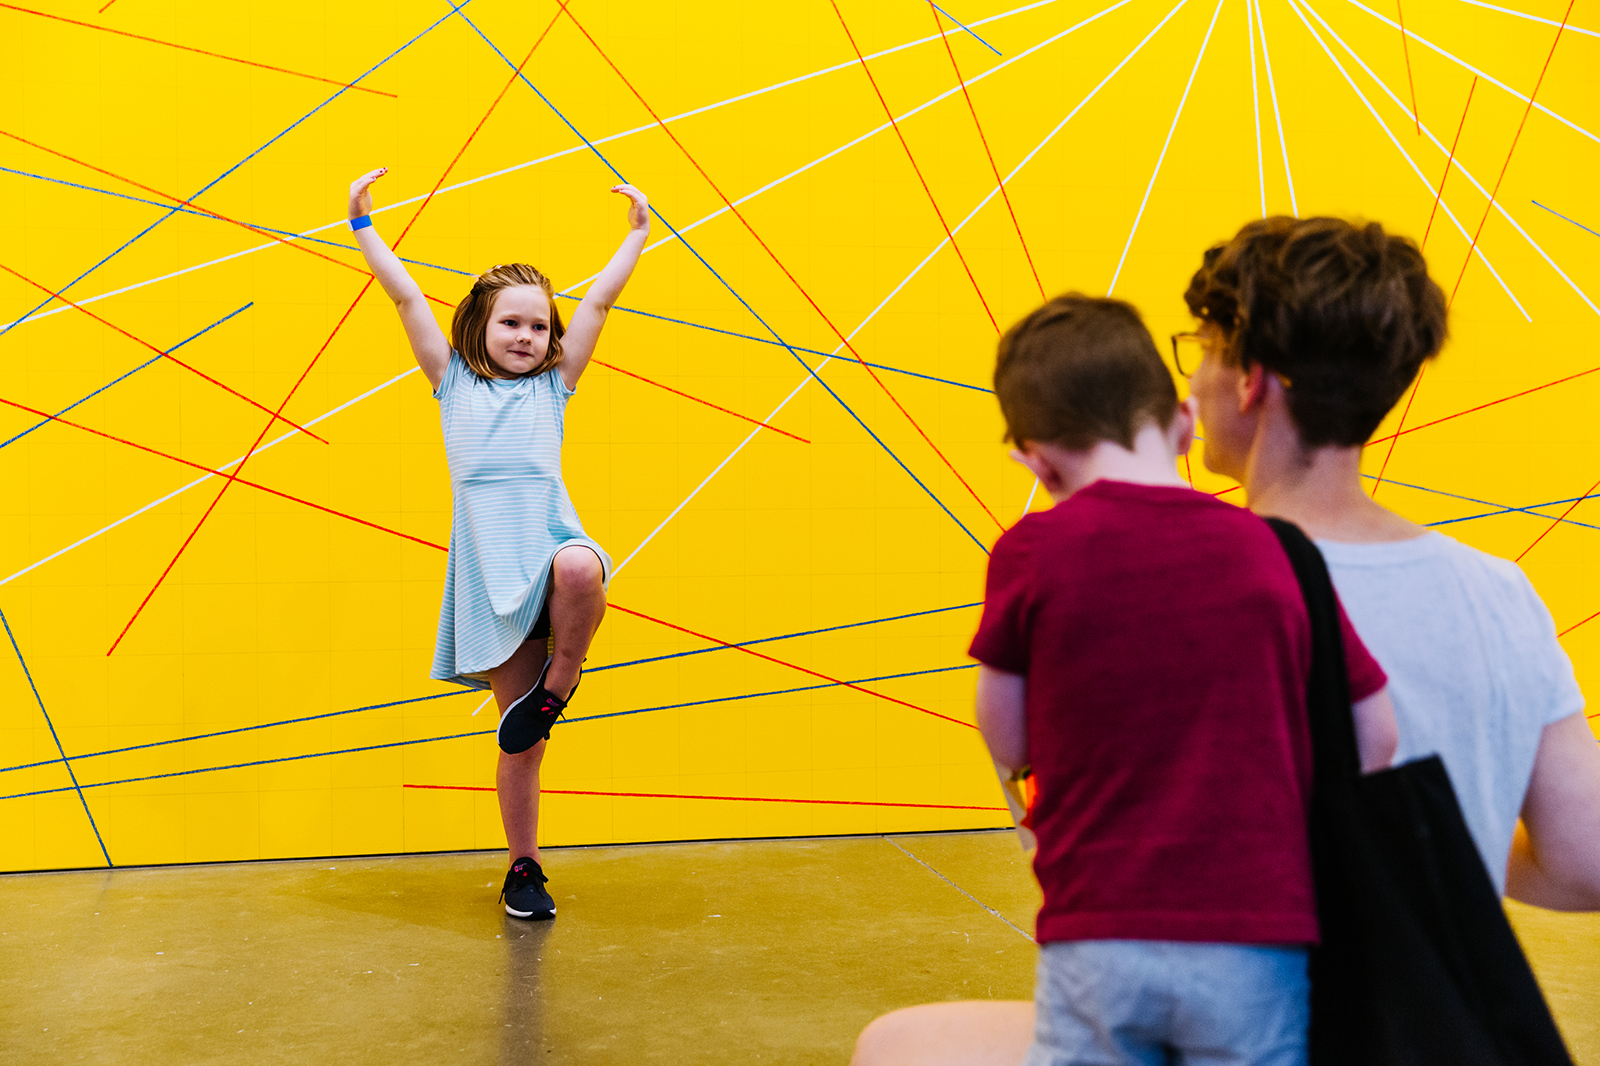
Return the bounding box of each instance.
[1009,443,1066,496]
[1170,396,1197,457]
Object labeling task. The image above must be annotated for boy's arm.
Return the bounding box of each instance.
[1506,711,1600,910]
[559,185,650,391]
[1353,687,1399,773]
[975,666,1027,773]
[348,168,451,391]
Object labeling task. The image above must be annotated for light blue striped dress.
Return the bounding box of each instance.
[429,349,611,690]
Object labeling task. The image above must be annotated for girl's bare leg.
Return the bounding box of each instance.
[487,640,550,865]
[543,545,606,699]
[483,546,606,867]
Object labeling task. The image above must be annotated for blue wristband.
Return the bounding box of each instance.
[350,215,374,232]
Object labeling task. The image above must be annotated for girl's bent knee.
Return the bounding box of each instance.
[553,546,604,588]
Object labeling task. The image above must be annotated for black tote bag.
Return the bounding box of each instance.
[1266,518,1572,1066]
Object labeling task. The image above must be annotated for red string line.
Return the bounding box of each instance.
[607,603,976,728]
[1365,359,1600,448]
[1448,0,1576,307]
[829,0,999,333]
[0,261,327,443]
[1369,365,1426,499]
[1422,75,1477,250]
[0,2,396,97]
[0,128,379,284]
[106,17,562,655]
[1395,0,1420,135]
[928,1,1045,303]
[552,0,1006,532]
[591,360,809,442]
[404,783,1006,812]
[0,393,447,553]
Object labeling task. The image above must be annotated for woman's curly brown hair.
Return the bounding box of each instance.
[1184,217,1448,447]
[450,263,565,380]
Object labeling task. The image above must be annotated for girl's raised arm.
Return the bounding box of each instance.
[348,168,451,390]
[559,185,651,391]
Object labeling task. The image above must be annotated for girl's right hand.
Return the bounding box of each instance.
[349,167,388,220]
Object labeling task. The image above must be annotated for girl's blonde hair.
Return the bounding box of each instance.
[450,263,565,380]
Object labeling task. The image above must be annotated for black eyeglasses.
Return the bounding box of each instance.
[1170,332,1203,378]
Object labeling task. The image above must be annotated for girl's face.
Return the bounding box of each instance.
[484,284,553,377]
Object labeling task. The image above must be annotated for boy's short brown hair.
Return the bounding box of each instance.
[1183,217,1448,447]
[994,294,1178,449]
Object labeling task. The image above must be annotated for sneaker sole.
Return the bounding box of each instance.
[504,903,557,920]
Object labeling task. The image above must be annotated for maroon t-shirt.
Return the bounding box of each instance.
[969,480,1386,946]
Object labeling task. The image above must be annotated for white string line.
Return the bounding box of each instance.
[1344,0,1599,147]
[0,3,1139,586]
[1255,0,1298,214]
[1022,477,1042,516]
[1281,0,1532,320]
[0,365,424,589]
[470,692,495,717]
[1247,0,1267,216]
[612,0,1195,578]
[1,0,1077,334]
[1453,0,1599,37]
[1108,0,1225,295]
[1296,0,1595,317]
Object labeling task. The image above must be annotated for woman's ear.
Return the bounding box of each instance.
[1238,362,1271,414]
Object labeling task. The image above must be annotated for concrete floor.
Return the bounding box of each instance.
[1,830,1595,1065]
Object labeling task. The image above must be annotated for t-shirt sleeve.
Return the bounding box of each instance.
[1336,597,1388,701]
[968,527,1033,676]
[1510,570,1587,726]
[433,348,467,402]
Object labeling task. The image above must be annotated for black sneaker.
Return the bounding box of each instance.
[496,658,568,755]
[499,856,556,920]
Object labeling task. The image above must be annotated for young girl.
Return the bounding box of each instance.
[347,167,650,920]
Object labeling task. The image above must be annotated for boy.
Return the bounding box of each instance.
[968,294,1395,1066]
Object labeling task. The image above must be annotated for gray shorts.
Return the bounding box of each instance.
[1024,940,1309,1066]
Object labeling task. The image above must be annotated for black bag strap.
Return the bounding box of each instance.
[1265,517,1362,785]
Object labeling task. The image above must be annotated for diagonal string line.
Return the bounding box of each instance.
[1422,75,1477,249]
[0,302,252,450]
[831,0,1000,332]
[0,604,112,864]
[546,0,1007,532]
[103,6,542,657]
[0,262,326,442]
[1247,0,1266,216]
[457,7,991,553]
[1255,0,1298,213]
[929,1,1004,54]
[1395,0,1420,134]
[0,129,382,284]
[1448,0,1575,306]
[927,0,1045,301]
[0,2,398,96]
[0,0,474,337]
[1515,472,1600,562]
[1109,0,1223,294]
[608,604,976,728]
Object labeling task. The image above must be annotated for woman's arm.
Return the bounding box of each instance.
[348,168,451,391]
[1353,687,1399,773]
[1506,711,1600,910]
[558,185,650,391]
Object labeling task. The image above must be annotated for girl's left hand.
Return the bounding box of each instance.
[611,184,650,232]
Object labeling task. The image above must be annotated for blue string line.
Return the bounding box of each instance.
[0,1,473,338]
[929,2,1004,55]
[455,8,989,555]
[0,604,112,863]
[1363,473,1600,532]
[1425,493,1600,530]
[0,167,464,276]
[0,662,975,800]
[0,303,254,451]
[1531,200,1600,239]
[0,691,469,775]
[0,167,992,396]
[0,602,981,775]
[588,601,981,674]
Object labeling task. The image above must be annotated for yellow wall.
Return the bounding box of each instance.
[1,0,1595,870]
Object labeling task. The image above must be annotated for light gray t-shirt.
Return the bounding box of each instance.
[1317,532,1585,892]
